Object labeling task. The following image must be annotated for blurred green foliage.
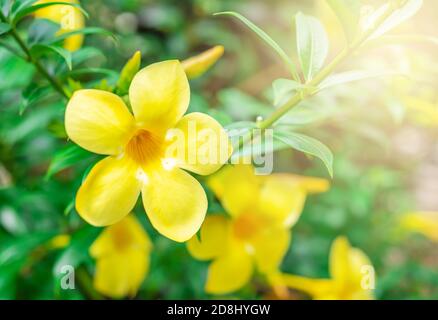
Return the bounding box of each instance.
[1,0,438,300]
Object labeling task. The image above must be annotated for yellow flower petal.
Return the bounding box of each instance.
[252,227,291,274]
[141,167,207,242]
[90,215,151,258]
[258,175,307,227]
[329,236,374,293]
[93,249,150,298]
[400,212,438,241]
[329,236,351,285]
[258,174,329,227]
[168,112,232,176]
[129,60,190,132]
[187,215,229,260]
[348,247,374,287]
[281,274,336,299]
[76,156,141,226]
[90,216,152,298]
[282,237,375,300]
[65,89,135,155]
[205,245,253,295]
[182,45,224,79]
[295,175,330,194]
[207,164,260,217]
[34,0,85,51]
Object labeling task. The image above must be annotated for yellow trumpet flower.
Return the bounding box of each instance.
[400,212,438,241]
[34,0,85,51]
[280,236,375,300]
[65,60,232,242]
[187,164,329,295]
[182,46,224,79]
[89,215,152,298]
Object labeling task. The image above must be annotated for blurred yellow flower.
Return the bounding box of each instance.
[34,0,85,51]
[90,215,151,298]
[280,236,375,300]
[315,0,345,52]
[46,234,70,250]
[187,164,329,295]
[400,212,438,241]
[65,60,232,242]
[182,46,224,79]
[403,96,438,127]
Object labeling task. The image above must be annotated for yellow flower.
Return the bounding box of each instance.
[187,164,329,295]
[89,215,152,298]
[182,46,224,79]
[315,0,345,52]
[280,236,375,300]
[403,96,438,127]
[400,212,438,241]
[34,0,85,51]
[46,234,70,250]
[65,60,232,242]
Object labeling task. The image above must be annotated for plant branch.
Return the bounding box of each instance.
[258,3,399,130]
[0,11,69,99]
[230,2,401,157]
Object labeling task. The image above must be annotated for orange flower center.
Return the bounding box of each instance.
[125,130,164,166]
[111,223,133,251]
[232,213,264,240]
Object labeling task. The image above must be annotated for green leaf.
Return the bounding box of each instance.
[225,121,257,131]
[276,101,333,126]
[45,145,91,180]
[232,130,289,161]
[11,1,88,25]
[214,11,299,81]
[0,260,21,299]
[52,226,100,277]
[295,12,329,82]
[218,88,272,120]
[0,232,55,265]
[10,0,38,17]
[27,19,60,46]
[0,22,11,35]
[1,0,12,17]
[72,46,105,67]
[47,27,117,45]
[272,78,304,106]
[12,1,88,25]
[226,121,257,144]
[274,130,334,177]
[61,67,118,80]
[0,231,55,298]
[319,70,405,90]
[369,0,423,39]
[64,200,74,216]
[0,206,27,235]
[31,44,72,70]
[19,85,51,115]
[327,0,361,43]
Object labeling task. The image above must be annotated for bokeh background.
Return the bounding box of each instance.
[1,0,438,299]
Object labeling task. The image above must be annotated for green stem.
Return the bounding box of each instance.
[0,11,69,99]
